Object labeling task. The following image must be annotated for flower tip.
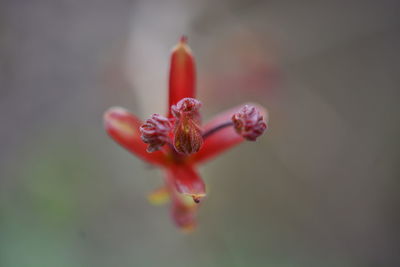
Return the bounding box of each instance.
[103,107,137,138]
[180,35,188,44]
[103,106,124,125]
[171,97,202,118]
[172,36,192,55]
[232,105,267,141]
[192,194,204,204]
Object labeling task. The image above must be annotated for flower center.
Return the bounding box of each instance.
[140,102,267,157]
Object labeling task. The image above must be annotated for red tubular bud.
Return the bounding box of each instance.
[168,37,196,116]
[140,114,172,152]
[232,105,267,141]
[171,98,203,154]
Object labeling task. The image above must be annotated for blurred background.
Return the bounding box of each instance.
[0,0,399,266]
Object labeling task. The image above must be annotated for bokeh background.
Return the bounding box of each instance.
[1,0,399,266]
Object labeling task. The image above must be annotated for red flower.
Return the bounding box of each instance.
[104,37,268,232]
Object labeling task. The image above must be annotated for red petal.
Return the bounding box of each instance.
[168,37,196,117]
[104,107,167,166]
[192,103,268,164]
[166,169,198,231]
[170,196,197,232]
[168,164,206,202]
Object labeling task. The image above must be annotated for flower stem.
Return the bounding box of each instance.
[202,121,234,139]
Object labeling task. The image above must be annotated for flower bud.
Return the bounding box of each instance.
[171,98,203,154]
[140,114,172,152]
[168,36,196,114]
[232,105,267,141]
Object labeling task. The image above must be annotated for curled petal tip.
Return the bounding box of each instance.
[232,105,267,141]
[171,97,202,118]
[140,114,172,152]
